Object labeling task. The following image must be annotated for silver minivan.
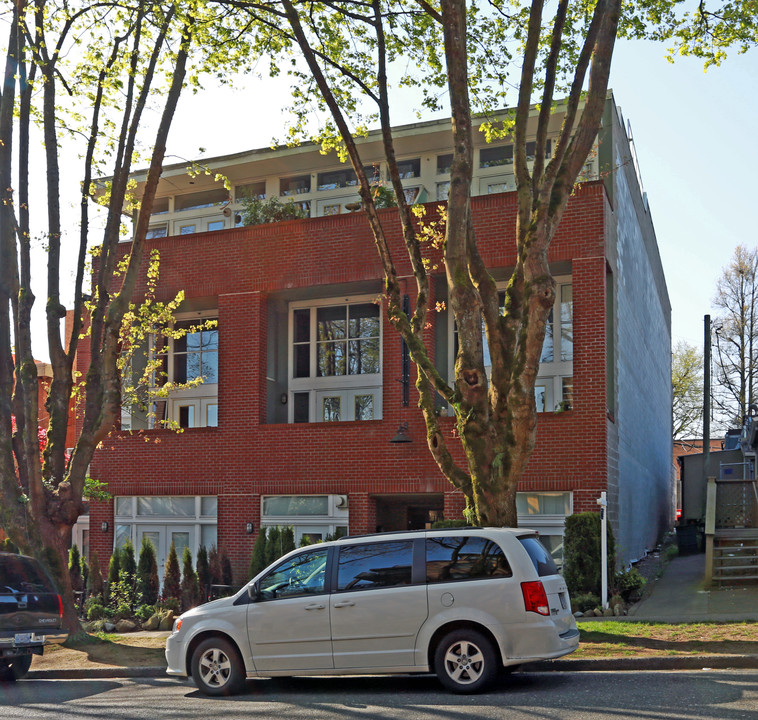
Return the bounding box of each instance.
[165,527,579,695]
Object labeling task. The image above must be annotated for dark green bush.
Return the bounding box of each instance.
[249,528,268,579]
[162,543,181,602]
[180,547,199,612]
[614,567,646,602]
[86,602,107,621]
[570,592,601,613]
[196,546,211,600]
[136,537,160,606]
[69,544,83,593]
[135,604,155,622]
[563,511,616,597]
[88,550,104,598]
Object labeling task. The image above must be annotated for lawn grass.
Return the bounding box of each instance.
[575,621,758,658]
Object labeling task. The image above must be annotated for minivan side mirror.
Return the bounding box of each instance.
[247,582,261,602]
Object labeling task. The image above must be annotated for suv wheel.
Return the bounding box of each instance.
[0,654,33,682]
[434,629,497,693]
[191,637,245,696]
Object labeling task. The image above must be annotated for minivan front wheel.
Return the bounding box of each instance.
[434,629,497,693]
[191,637,246,696]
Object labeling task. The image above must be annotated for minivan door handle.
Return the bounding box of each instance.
[332,600,355,608]
[304,603,326,611]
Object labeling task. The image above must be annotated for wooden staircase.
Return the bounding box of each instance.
[712,529,758,586]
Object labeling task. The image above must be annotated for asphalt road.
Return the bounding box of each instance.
[2,670,758,719]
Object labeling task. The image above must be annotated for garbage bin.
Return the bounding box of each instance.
[675,524,700,555]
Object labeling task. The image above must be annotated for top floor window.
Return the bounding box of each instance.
[174,188,228,212]
[280,175,311,196]
[150,198,169,215]
[235,181,266,201]
[480,145,513,168]
[436,154,453,175]
[397,158,420,179]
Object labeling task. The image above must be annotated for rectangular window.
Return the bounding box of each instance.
[146,225,168,239]
[337,541,413,591]
[516,492,571,568]
[323,204,341,216]
[150,198,169,215]
[560,284,573,361]
[262,496,330,517]
[316,167,373,191]
[526,140,552,162]
[436,154,453,175]
[179,224,196,235]
[436,182,450,201]
[207,220,224,232]
[516,492,571,516]
[137,496,195,516]
[397,158,420,179]
[235,181,266,201]
[290,298,382,422]
[280,175,311,196]
[426,536,512,583]
[480,145,513,168]
[174,320,219,384]
[175,188,228,212]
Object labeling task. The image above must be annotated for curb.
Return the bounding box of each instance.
[27,655,758,680]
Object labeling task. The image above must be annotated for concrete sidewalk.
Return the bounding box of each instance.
[627,552,758,622]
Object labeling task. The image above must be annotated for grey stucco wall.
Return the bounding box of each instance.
[608,102,674,564]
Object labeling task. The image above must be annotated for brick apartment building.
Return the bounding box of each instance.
[81,92,673,582]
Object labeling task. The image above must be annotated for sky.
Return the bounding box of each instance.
[28,32,758,359]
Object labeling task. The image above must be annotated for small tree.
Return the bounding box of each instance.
[220,548,233,587]
[106,551,121,602]
[162,543,181,603]
[563,512,616,598]
[68,545,83,594]
[120,540,137,590]
[88,550,104,599]
[265,526,282,567]
[672,340,703,440]
[180,547,199,612]
[208,546,222,587]
[280,527,296,557]
[196,546,210,602]
[249,528,268,579]
[136,538,160,606]
[80,554,89,597]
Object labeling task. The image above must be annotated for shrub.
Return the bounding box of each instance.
[106,550,121,602]
[120,540,137,588]
[113,602,132,621]
[81,555,89,596]
[614,567,646,603]
[431,519,470,528]
[249,528,268,579]
[196,546,210,601]
[136,537,160,606]
[88,550,104,598]
[136,604,155,622]
[220,547,233,587]
[159,596,180,613]
[570,592,600,613]
[265,526,282,566]
[162,543,181,602]
[562,511,616,597]
[86,602,108,621]
[180,547,200,612]
[240,196,309,226]
[69,545,83,593]
[208,546,222,586]
[109,571,138,612]
[281,526,296,557]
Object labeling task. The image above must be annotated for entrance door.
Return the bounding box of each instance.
[137,525,195,582]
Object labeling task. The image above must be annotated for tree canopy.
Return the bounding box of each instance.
[672,340,703,440]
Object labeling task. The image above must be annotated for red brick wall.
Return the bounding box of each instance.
[86,184,610,581]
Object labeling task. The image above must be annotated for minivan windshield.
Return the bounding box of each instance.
[518,536,559,577]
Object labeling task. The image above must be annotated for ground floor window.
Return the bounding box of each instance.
[114,495,218,577]
[261,494,349,545]
[516,491,572,568]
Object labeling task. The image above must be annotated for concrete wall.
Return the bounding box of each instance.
[607,102,674,564]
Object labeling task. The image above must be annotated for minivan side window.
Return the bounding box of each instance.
[257,548,328,600]
[518,535,559,577]
[337,541,413,591]
[426,536,512,583]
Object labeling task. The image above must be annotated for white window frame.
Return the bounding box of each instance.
[261,494,349,546]
[447,275,572,412]
[288,295,383,423]
[165,311,219,428]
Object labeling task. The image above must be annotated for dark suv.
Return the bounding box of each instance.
[0,551,68,681]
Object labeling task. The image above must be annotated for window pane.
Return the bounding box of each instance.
[397,158,420,178]
[337,541,413,591]
[179,225,196,235]
[354,394,374,421]
[348,303,380,338]
[535,385,546,413]
[294,345,310,378]
[519,536,559,577]
[171,532,190,558]
[516,492,571,516]
[259,548,328,599]
[280,175,311,196]
[317,341,346,377]
[317,306,347,340]
[179,405,194,428]
[562,377,573,408]
[437,154,453,174]
[560,284,573,361]
[206,404,218,427]
[201,497,218,516]
[146,225,167,239]
[322,395,342,422]
[480,145,513,168]
[293,392,310,422]
[540,309,554,362]
[137,496,194,516]
[115,497,132,516]
[115,524,131,550]
[202,352,218,384]
[262,496,329,516]
[207,221,224,232]
[437,182,450,201]
[348,338,380,374]
[294,309,310,343]
[200,525,218,551]
[174,188,228,211]
[426,536,512,583]
[235,181,266,201]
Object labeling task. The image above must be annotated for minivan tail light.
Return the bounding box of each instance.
[57,594,63,619]
[521,581,549,616]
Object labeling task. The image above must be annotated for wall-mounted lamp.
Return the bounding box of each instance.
[245,522,255,535]
[101,521,109,532]
[390,422,412,444]
[280,393,288,405]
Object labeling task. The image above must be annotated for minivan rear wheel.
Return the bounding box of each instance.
[434,629,497,693]
[191,637,246,696]
[0,654,33,682]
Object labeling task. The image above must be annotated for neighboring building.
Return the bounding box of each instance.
[82,91,673,582]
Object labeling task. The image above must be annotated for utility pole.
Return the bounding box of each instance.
[703,315,711,495]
